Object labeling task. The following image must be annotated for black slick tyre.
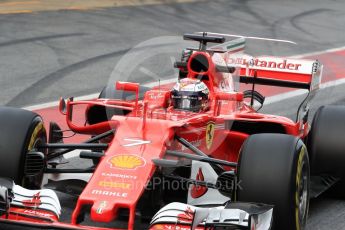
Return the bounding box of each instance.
[307,105,345,176]
[236,133,310,230]
[0,106,46,188]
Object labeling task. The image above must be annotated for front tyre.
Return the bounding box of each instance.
[0,106,47,188]
[236,134,310,230]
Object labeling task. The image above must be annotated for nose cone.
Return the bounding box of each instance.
[71,116,178,228]
[91,200,114,222]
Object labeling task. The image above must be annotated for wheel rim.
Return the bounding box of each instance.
[298,160,308,223]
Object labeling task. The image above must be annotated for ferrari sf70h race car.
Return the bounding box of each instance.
[0,33,344,230]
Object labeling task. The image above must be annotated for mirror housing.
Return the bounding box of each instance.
[59,97,67,115]
[116,81,140,113]
[116,81,139,93]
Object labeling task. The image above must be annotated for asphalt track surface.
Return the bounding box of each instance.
[1,0,345,229]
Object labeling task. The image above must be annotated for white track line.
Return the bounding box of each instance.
[290,45,345,59]
[22,79,177,111]
[264,78,345,105]
[23,93,99,111]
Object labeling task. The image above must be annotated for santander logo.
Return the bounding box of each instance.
[191,168,208,199]
[228,57,303,71]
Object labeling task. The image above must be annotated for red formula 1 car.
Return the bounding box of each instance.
[0,33,344,230]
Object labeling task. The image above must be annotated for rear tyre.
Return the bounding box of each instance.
[236,134,310,230]
[0,106,46,188]
[307,105,345,176]
[307,105,345,195]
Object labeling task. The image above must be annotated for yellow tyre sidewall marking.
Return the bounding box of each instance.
[28,122,44,151]
[295,146,306,230]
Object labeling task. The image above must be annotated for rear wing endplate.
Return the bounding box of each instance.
[235,55,323,92]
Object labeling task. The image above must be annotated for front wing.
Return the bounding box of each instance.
[150,202,273,230]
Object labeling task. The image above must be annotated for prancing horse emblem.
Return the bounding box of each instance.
[206,122,215,150]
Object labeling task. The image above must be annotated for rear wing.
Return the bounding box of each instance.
[231,55,323,122]
[234,55,323,92]
[209,37,323,92]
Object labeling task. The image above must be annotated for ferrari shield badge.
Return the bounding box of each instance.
[206,122,215,150]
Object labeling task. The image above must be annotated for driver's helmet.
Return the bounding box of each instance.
[171,78,210,112]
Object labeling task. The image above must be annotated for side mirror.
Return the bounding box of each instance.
[115,81,140,112]
[59,97,67,115]
[115,81,139,93]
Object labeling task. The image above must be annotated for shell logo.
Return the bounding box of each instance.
[108,154,146,170]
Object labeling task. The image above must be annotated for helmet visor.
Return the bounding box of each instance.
[172,96,202,112]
